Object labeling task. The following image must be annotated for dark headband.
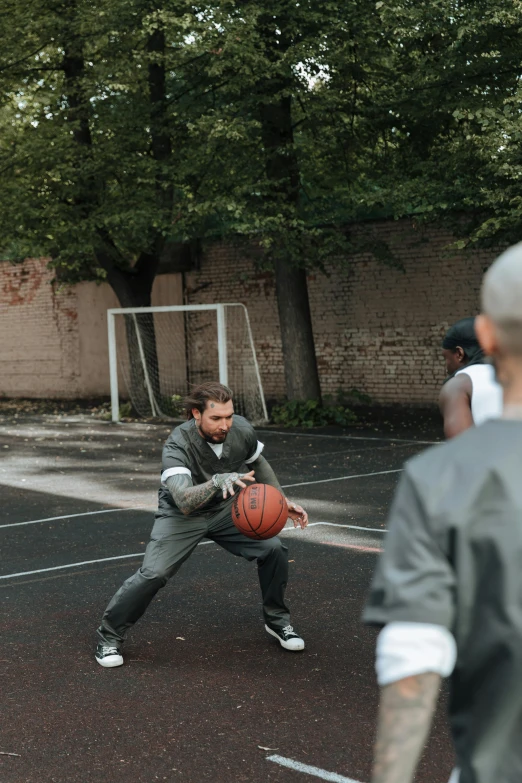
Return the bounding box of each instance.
[442,334,480,350]
[441,316,485,382]
[442,316,479,351]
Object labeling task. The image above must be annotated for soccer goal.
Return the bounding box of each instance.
[107,303,268,424]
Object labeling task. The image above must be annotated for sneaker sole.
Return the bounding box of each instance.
[96,654,124,668]
[265,624,305,651]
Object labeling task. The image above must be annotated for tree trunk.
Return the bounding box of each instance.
[61,14,175,417]
[104,24,173,416]
[102,256,165,417]
[258,13,321,402]
[259,95,321,400]
[273,260,322,400]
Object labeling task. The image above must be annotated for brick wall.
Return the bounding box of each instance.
[185,220,496,404]
[0,259,81,398]
[0,258,182,399]
[0,220,497,404]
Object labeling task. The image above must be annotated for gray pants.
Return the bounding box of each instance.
[97,502,290,646]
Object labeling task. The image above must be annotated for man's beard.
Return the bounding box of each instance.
[204,432,227,443]
[197,422,227,443]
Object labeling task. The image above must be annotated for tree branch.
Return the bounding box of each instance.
[0,42,54,73]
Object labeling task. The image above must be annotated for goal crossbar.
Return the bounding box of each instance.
[107,303,268,423]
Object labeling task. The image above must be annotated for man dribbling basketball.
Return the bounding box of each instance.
[95,382,308,668]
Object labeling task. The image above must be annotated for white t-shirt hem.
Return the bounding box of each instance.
[245,441,264,463]
[161,466,192,485]
[376,621,457,686]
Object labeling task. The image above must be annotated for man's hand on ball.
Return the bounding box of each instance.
[212,469,255,499]
[286,501,308,529]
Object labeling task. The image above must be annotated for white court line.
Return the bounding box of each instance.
[282,468,402,489]
[304,521,386,534]
[322,541,383,553]
[0,541,214,581]
[0,470,392,578]
[0,553,146,580]
[257,429,438,446]
[0,521,386,580]
[267,754,363,783]
[0,506,146,531]
[0,469,400,531]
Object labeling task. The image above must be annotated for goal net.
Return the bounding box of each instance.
[107,303,268,424]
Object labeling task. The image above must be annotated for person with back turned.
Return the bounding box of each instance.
[363,244,522,783]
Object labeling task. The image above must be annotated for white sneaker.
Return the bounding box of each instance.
[265,624,305,651]
[95,643,124,668]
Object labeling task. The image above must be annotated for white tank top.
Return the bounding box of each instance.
[455,364,503,426]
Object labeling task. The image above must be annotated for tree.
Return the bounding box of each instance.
[0,0,206,302]
[0,0,215,409]
[179,0,390,400]
[357,0,522,249]
[0,0,394,404]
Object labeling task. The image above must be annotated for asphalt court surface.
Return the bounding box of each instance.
[0,415,454,783]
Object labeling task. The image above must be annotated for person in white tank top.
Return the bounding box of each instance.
[454,363,503,426]
[439,316,503,438]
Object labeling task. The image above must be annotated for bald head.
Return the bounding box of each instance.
[481,243,522,355]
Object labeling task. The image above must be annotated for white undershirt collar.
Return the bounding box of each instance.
[207,441,224,458]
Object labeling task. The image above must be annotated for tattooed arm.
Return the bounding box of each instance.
[371,672,441,783]
[165,470,255,515]
[165,474,217,515]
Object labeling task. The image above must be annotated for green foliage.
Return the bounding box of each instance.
[362,0,522,248]
[338,387,373,406]
[186,0,395,268]
[271,397,357,429]
[0,0,398,286]
[119,402,133,419]
[0,0,209,286]
[2,0,519,287]
[163,394,184,419]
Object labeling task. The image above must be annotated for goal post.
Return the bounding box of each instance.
[107,303,268,424]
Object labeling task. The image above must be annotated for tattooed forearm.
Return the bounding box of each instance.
[371,673,441,783]
[165,474,217,515]
[248,455,283,493]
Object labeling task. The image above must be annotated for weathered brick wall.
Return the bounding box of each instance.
[0,258,81,398]
[185,220,496,404]
[0,221,497,404]
[0,258,182,399]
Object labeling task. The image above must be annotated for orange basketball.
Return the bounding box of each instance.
[232,483,288,540]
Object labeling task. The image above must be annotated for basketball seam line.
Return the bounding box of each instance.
[243,487,261,538]
[240,487,249,535]
[260,494,286,536]
[236,484,285,539]
[256,483,266,533]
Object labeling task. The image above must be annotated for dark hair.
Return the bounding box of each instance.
[442,316,484,363]
[184,382,233,419]
[441,316,486,384]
